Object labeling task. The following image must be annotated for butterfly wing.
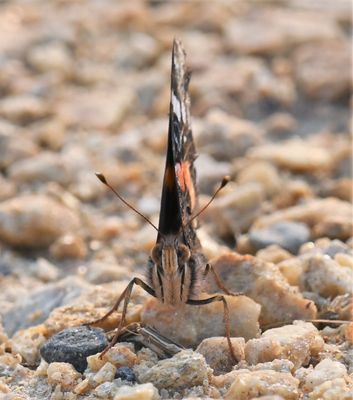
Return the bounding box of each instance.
[157,39,199,249]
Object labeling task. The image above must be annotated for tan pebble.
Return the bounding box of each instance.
[114,383,159,400]
[256,245,293,264]
[301,255,353,297]
[73,378,91,395]
[277,258,304,286]
[92,362,116,385]
[0,380,10,393]
[35,358,49,376]
[196,337,245,375]
[105,344,137,368]
[308,378,352,400]
[142,294,260,348]
[298,358,348,392]
[245,321,324,369]
[205,253,317,327]
[335,253,353,269]
[87,353,106,372]
[237,161,281,196]
[0,195,80,248]
[47,362,81,389]
[224,370,299,400]
[135,350,208,390]
[49,234,87,260]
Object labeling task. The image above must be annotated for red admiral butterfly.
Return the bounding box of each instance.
[90,39,237,361]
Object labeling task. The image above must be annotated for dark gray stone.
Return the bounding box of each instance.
[40,326,108,373]
[115,366,136,382]
[249,221,310,254]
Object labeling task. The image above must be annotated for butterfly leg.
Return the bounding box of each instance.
[187,295,238,363]
[204,263,243,297]
[86,277,156,358]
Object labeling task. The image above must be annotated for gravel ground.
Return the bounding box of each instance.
[0,0,352,399]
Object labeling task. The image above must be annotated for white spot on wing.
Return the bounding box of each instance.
[172,93,181,121]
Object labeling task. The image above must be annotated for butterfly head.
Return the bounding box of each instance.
[149,235,194,306]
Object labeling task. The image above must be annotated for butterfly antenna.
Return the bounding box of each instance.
[95,172,160,233]
[189,176,230,224]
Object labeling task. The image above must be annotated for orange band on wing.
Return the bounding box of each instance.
[176,161,196,211]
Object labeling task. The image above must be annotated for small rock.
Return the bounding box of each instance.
[142,294,260,348]
[49,233,87,260]
[205,253,317,327]
[208,182,265,236]
[114,383,159,400]
[95,381,118,398]
[87,344,137,371]
[40,326,108,373]
[308,378,352,400]
[256,245,293,264]
[0,195,81,248]
[277,258,304,287]
[196,337,245,375]
[249,222,311,254]
[115,366,137,382]
[47,362,81,389]
[135,349,208,390]
[0,95,48,124]
[224,369,299,400]
[248,139,333,173]
[0,174,16,201]
[296,358,348,392]
[92,362,117,385]
[245,321,324,369]
[11,327,47,366]
[0,131,39,169]
[265,112,298,136]
[2,276,88,336]
[27,42,74,77]
[294,40,350,100]
[8,152,72,185]
[197,109,264,161]
[253,198,352,241]
[300,255,353,297]
[237,161,281,196]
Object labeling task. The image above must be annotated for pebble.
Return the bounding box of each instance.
[205,253,317,328]
[142,294,260,348]
[253,198,352,241]
[2,276,88,336]
[0,195,81,248]
[0,95,49,124]
[294,40,350,100]
[245,321,324,370]
[87,344,137,371]
[8,152,72,185]
[47,362,81,390]
[115,366,137,382]
[237,161,281,196]
[208,182,265,236]
[92,362,117,385]
[197,109,264,161]
[224,369,300,400]
[248,139,333,173]
[0,131,39,169]
[40,326,108,373]
[296,358,348,393]
[11,327,47,366]
[135,349,209,391]
[249,221,311,254]
[196,337,245,375]
[114,382,160,400]
[49,233,87,260]
[256,245,293,265]
[300,255,353,297]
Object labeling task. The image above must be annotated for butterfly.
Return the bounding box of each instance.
[90,39,236,361]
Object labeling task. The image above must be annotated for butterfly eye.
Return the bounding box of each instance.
[177,244,190,264]
[151,244,163,264]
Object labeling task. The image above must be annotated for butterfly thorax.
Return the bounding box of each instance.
[149,234,196,306]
